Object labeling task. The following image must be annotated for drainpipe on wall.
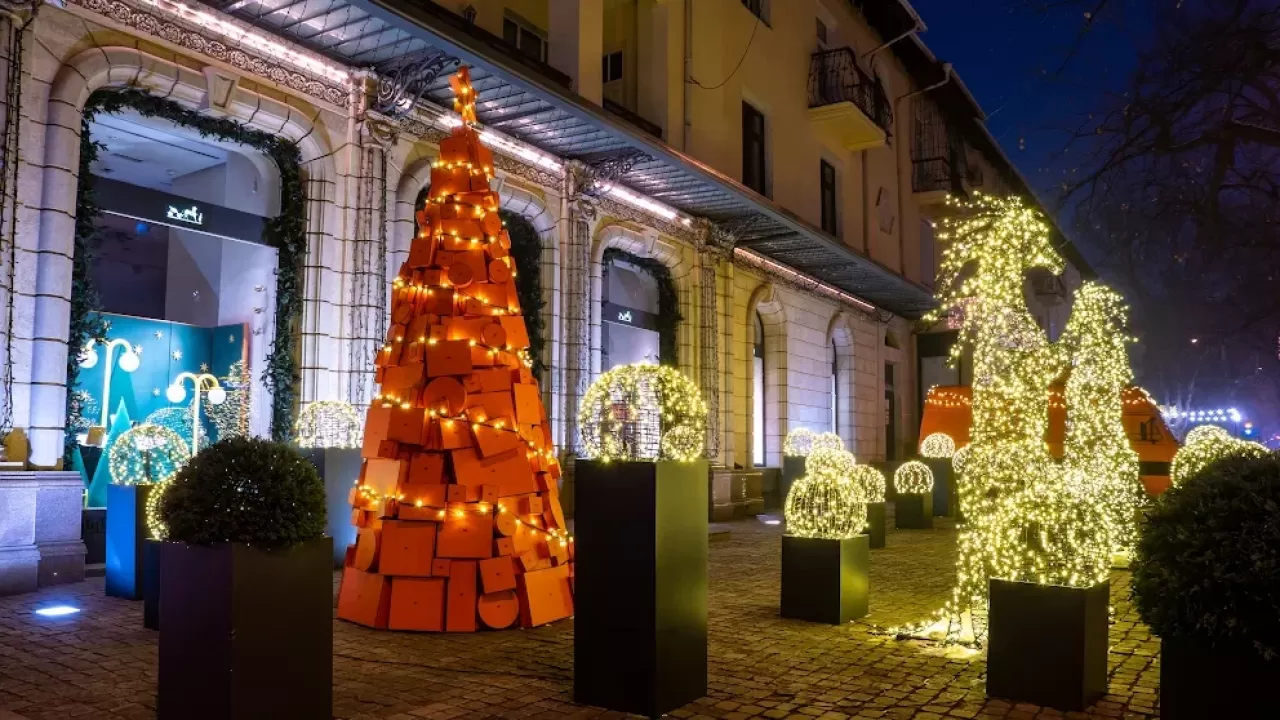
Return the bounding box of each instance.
[893,63,952,276]
[682,0,692,153]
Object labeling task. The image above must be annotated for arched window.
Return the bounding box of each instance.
[753,312,766,466]
[830,341,838,434]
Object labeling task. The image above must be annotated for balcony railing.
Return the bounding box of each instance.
[912,156,966,194]
[807,48,893,133]
[603,98,664,139]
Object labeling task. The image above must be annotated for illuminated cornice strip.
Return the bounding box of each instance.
[734,247,878,313]
[138,0,351,84]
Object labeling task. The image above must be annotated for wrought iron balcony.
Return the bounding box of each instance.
[807,48,893,150]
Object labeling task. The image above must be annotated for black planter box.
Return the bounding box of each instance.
[143,539,161,630]
[894,493,933,529]
[159,537,333,720]
[866,502,886,549]
[780,456,806,507]
[1162,637,1280,719]
[780,535,869,624]
[298,447,363,568]
[987,578,1109,712]
[922,458,952,516]
[82,508,106,565]
[106,483,157,600]
[574,459,708,719]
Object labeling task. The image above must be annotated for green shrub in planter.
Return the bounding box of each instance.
[1132,452,1280,719]
[160,437,326,548]
[156,437,332,720]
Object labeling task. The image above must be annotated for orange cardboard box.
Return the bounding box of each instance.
[387,406,425,445]
[426,340,472,377]
[437,418,474,449]
[469,391,515,423]
[512,383,542,424]
[436,509,494,559]
[451,447,538,497]
[445,560,478,632]
[408,453,445,485]
[518,564,574,628]
[362,406,392,458]
[498,316,531,349]
[479,555,517,593]
[475,368,513,393]
[383,361,425,394]
[352,527,381,571]
[362,458,406,498]
[407,237,435,268]
[480,484,499,504]
[478,590,519,630]
[423,376,468,415]
[474,425,522,458]
[337,568,391,629]
[379,520,437,577]
[494,537,514,556]
[401,483,447,509]
[431,558,452,577]
[388,577,446,632]
[398,504,445,522]
[494,510,517,537]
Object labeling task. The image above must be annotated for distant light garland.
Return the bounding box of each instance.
[783,428,817,458]
[920,433,956,458]
[294,400,362,449]
[893,460,934,495]
[578,363,707,462]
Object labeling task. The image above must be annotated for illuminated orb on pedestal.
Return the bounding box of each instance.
[1183,424,1231,446]
[893,460,934,495]
[784,446,866,539]
[951,444,972,477]
[294,400,362,449]
[852,465,887,504]
[920,432,957,459]
[812,431,845,453]
[783,427,817,458]
[109,423,191,487]
[1170,435,1270,485]
[578,363,707,462]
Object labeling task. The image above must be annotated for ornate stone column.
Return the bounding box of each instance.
[560,162,594,456]
[694,220,721,461]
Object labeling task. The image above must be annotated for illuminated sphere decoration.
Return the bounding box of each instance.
[812,431,845,453]
[806,447,857,483]
[852,464,887,504]
[894,460,934,495]
[578,363,707,462]
[294,400,362,449]
[951,444,972,477]
[783,427,817,458]
[1184,424,1231,446]
[108,423,191,486]
[920,432,957,458]
[784,474,866,539]
[145,483,169,540]
[1170,435,1271,486]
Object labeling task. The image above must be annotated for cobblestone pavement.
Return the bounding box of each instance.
[0,517,1159,720]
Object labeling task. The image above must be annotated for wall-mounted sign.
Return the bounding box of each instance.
[166,204,205,226]
[93,176,268,244]
[602,301,659,331]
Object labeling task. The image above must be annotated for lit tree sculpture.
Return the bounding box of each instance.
[922,193,1110,643]
[1060,282,1143,557]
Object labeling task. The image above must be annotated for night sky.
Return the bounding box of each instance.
[906,1,1143,229]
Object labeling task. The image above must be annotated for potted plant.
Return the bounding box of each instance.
[781,447,869,624]
[574,363,708,718]
[1132,453,1280,719]
[156,437,331,720]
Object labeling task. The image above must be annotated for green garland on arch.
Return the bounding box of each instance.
[69,87,306,450]
[500,210,547,380]
[601,247,682,365]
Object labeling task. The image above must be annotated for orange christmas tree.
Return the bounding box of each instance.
[337,67,573,632]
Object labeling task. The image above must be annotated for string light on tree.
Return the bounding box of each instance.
[893,460,934,495]
[920,433,957,458]
[294,400,362,449]
[783,427,817,457]
[578,363,707,462]
[108,423,191,487]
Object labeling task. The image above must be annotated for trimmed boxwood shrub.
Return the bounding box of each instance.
[158,437,326,550]
[1132,453,1280,659]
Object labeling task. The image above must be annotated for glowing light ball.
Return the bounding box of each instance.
[145,484,169,540]
[852,464,886,504]
[578,363,707,462]
[294,400,362,449]
[1184,424,1231,446]
[920,432,956,458]
[108,424,191,486]
[893,460,934,495]
[806,447,856,483]
[1170,435,1270,485]
[812,432,844,453]
[783,428,817,458]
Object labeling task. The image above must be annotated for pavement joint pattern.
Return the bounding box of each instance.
[0,517,1159,719]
